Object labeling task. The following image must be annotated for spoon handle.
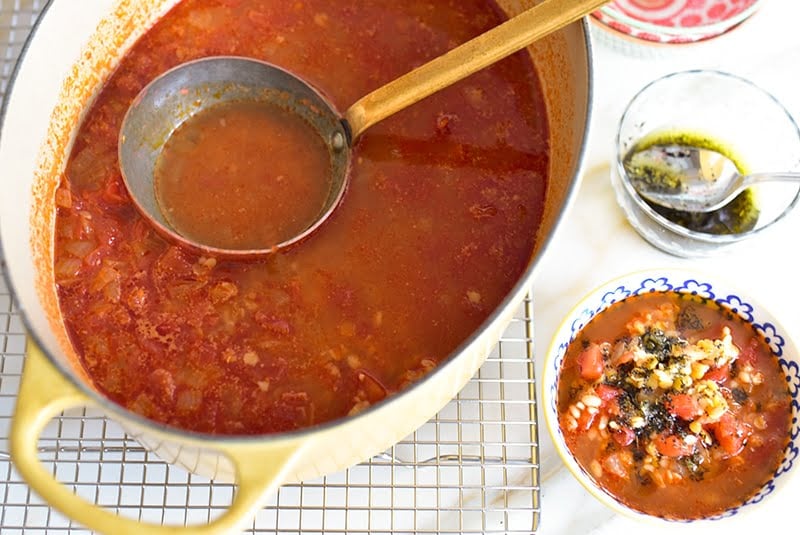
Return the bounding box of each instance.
[343,0,608,140]
[703,172,800,213]
[745,172,800,185]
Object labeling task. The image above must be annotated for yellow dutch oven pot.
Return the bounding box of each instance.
[0,0,593,532]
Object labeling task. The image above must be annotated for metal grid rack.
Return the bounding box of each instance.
[0,2,541,533]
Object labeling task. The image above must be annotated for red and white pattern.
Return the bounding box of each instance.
[592,0,761,43]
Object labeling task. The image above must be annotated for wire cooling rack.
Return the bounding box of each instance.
[0,2,541,533]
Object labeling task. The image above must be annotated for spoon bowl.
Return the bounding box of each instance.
[119,0,610,257]
[626,143,800,213]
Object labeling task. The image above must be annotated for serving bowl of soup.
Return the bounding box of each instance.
[542,268,799,523]
[0,0,593,532]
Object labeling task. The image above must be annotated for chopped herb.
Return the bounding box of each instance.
[606,362,634,389]
[641,402,674,436]
[651,190,759,235]
[636,471,654,487]
[667,355,688,371]
[641,328,670,355]
[681,453,707,481]
[617,392,636,423]
[624,159,682,194]
[674,420,692,437]
[639,385,655,396]
[640,329,680,361]
[732,387,748,404]
[677,306,705,331]
[626,366,651,390]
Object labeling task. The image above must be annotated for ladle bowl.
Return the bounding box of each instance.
[119,0,610,257]
[118,57,351,258]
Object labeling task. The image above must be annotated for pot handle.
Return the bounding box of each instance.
[11,340,301,535]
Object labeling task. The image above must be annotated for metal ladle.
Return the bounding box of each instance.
[119,0,609,257]
[626,143,800,213]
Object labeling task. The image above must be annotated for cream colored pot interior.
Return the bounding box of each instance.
[0,0,590,532]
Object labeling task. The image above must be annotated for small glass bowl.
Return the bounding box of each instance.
[612,70,800,257]
[592,0,763,44]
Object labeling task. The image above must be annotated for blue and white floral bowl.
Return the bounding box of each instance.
[541,268,800,523]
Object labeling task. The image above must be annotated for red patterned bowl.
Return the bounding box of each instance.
[592,0,762,43]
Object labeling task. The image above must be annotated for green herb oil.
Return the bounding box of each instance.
[622,131,760,235]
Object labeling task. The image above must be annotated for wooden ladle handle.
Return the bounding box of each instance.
[344,0,609,140]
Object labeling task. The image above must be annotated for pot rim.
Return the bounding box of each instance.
[0,1,595,446]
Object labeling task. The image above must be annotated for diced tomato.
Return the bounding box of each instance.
[102,177,128,204]
[654,433,695,457]
[595,383,621,402]
[710,413,751,456]
[738,337,760,368]
[605,398,621,417]
[93,215,122,247]
[577,344,604,382]
[611,425,635,447]
[703,363,731,384]
[667,393,703,420]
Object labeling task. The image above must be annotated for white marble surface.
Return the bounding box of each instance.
[533,0,800,533]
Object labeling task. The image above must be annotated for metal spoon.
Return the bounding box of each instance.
[625,143,800,213]
[119,0,609,257]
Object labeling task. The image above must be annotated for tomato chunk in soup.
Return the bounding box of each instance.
[557,292,791,520]
[53,0,550,434]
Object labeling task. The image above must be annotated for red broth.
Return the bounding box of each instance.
[154,100,332,250]
[53,0,549,435]
[557,291,791,519]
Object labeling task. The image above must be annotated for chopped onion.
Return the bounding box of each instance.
[64,240,96,259]
[55,258,82,281]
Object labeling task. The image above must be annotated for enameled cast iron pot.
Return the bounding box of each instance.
[0,1,593,532]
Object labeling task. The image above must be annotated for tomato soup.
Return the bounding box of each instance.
[557,291,791,519]
[53,0,550,435]
[154,99,332,250]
